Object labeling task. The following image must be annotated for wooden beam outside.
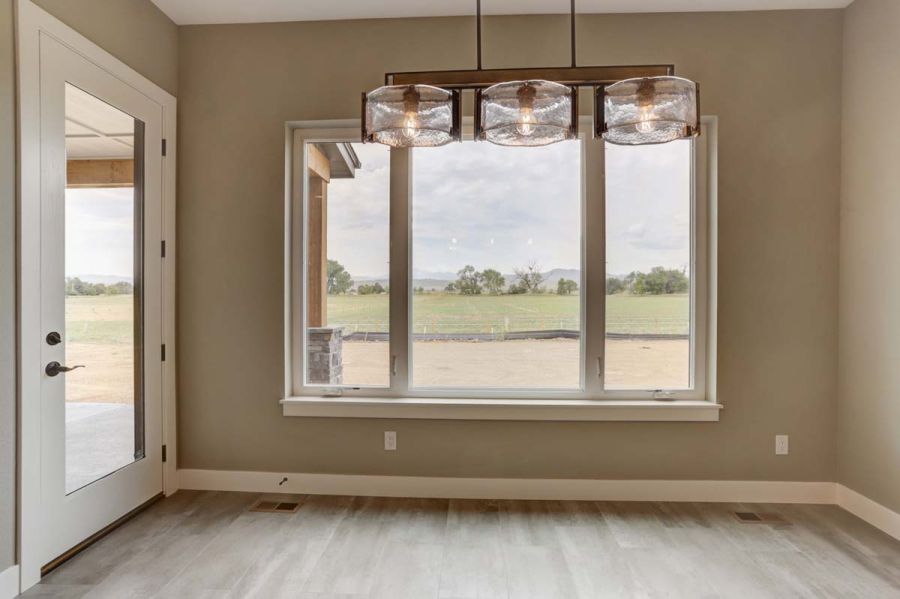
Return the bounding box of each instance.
[307,176,328,328]
[307,144,331,183]
[67,159,135,188]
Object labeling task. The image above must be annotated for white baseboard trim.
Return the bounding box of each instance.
[0,565,19,599]
[178,469,835,504]
[179,470,900,540]
[836,484,900,542]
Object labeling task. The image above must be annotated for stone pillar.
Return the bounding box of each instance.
[308,327,343,385]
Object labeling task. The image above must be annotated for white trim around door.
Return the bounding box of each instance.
[16,0,177,592]
[0,565,19,599]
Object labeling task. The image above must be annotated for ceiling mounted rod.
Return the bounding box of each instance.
[476,0,482,70]
[570,0,577,69]
[475,0,575,73]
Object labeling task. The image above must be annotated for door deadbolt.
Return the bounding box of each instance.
[46,331,62,345]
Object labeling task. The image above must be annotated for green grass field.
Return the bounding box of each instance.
[66,295,135,344]
[327,293,689,335]
[64,292,690,342]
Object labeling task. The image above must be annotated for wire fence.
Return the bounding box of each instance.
[329,316,689,337]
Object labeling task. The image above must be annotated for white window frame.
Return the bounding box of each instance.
[283,117,719,421]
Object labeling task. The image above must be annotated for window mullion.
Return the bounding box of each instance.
[583,134,606,397]
[389,146,411,396]
[291,130,306,397]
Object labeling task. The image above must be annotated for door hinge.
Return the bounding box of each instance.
[161,240,166,258]
[162,445,167,463]
[161,344,166,362]
[161,138,167,156]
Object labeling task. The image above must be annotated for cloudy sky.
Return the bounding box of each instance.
[66,187,135,281]
[66,138,692,282]
[327,138,691,280]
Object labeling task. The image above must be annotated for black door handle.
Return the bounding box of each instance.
[45,362,85,377]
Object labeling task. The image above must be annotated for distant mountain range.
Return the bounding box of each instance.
[354,268,581,291]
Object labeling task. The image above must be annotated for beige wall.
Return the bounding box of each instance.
[32,0,178,95]
[178,10,843,480]
[838,0,900,513]
[0,0,177,572]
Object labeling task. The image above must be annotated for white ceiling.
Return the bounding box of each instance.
[151,0,853,26]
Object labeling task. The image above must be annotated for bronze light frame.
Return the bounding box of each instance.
[386,64,675,91]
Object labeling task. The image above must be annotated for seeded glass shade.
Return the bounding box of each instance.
[478,80,576,147]
[364,84,459,148]
[601,76,699,145]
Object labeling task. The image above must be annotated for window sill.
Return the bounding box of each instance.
[280,396,722,422]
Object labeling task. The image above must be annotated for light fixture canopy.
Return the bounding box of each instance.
[599,76,699,145]
[362,84,460,147]
[476,80,577,147]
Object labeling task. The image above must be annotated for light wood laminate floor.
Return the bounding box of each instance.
[22,491,900,598]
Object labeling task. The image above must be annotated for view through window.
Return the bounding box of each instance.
[298,127,705,397]
[305,141,390,387]
[604,139,693,390]
[64,83,143,493]
[410,141,582,389]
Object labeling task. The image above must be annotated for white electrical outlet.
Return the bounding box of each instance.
[775,435,789,456]
[384,431,397,451]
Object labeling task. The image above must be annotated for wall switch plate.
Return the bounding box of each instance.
[384,431,397,451]
[775,435,789,456]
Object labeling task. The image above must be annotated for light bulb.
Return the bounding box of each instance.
[400,86,421,142]
[636,105,655,134]
[402,112,420,141]
[634,79,657,135]
[514,83,539,137]
[517,106,536,136]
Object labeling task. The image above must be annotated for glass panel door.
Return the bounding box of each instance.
[33,31,164,575]
[63,83,144,494]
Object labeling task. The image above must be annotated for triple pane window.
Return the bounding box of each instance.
[293,123,708,400]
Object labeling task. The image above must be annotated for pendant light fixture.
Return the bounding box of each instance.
[475,0,577,146]
[598,76,699,145]
[362,84,460,147]
[362,0,699,149]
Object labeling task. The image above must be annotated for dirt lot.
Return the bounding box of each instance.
[64,294,691,402]
[340,338,690,390]
[67,337,689,402]
[65,342,135,404]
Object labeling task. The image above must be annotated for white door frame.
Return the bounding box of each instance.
[16,0,177,591]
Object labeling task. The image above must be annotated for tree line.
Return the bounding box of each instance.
[607,267,689,295]
[329,260,389,295]
[66,277,134,296]
[327,259,687,297]
[443,262,578,296]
